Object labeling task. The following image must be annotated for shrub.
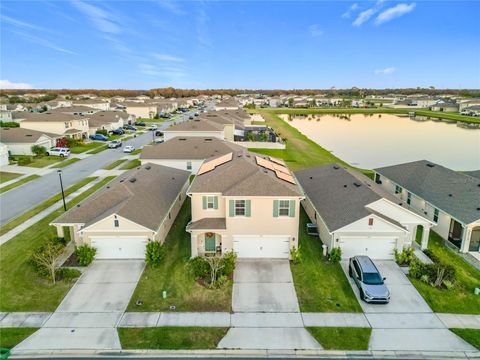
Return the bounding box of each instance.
[56,267,81,281]
[290,246,302,264]
[329,247,342,263]
[66,138,83,147]
[145,241,165,267]
[189,256,210,279]
[17,156,32,166]
[189,253,236,288]
[53,236,68,246]
[96,129,108,136]
[220,251,237,277]
[408,258,456,289]
[394,247,415,266]
[31,145,47,156]
[422,249,439,263]
[75,245,96,266]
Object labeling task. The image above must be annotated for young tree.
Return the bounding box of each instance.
[31,241,64,284]
[205,256,225,288]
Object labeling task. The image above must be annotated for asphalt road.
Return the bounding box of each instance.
[0,108,201,225]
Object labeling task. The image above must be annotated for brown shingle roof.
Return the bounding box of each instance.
[0,127,59,143]
[13,112,86,122]
[52,164,190,231]
[187,217,226,230]
[164,118,224,132]
[88,111,128,127]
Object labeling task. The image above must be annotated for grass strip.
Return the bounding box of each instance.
[103,159,127,170]
[0,175,40,195]
[450,328,480,349]
[0,328,39,349]
[120,159,141,170]
[307,327,371,350]
[87,144,108,154]
[0,172,22,184]
[51,157,81,169]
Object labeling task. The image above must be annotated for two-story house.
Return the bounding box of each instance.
[17,112,90,139]
[186,151,304,259]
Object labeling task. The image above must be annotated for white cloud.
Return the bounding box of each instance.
[374,67,396,75]
[309,24,324,37]
[352,0,384,26]
[0,15,47,31]
[156,0,186,15]
[342,3,359,19]
[375,3,416,25]
[71,0,121,34]
[152,53,185,62]
[10,30,77,55]
[0,80,34,89]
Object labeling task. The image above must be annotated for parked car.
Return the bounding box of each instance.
[110,128,125,135]
[123,145,135,153]
[155,130,163,137]
[194,112,199,116]
[123,124,137,131]
[89,134,109,141]
[135,121,146,126]
[108,140,122,149]
[349,256,390,303]
[150,125,158,131]
[155,138,164,144]
[46,147,70,157]
[189,116,194,120]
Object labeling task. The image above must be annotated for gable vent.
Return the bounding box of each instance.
[426,163,435,168]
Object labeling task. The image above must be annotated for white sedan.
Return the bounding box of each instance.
[123,145,135,153]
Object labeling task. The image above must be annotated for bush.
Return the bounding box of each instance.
[329,247,342,263]
[290,246,302,264]
[189,256,210,279]
[31,145,47,156]
[66,138,83,147]
[17,156,32,166]
[145,241,165,267]
[394,247,415,266]
[189,253,236,288]
[220,251,237,277]
[56,267,81,281]
[75,245,96,266]
[408,258,456,289]
[422,249,439,263]
[96,129,108,136]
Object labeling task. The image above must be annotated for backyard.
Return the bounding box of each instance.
[127,199,232,312]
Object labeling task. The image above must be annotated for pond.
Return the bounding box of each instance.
[280,113,480,171]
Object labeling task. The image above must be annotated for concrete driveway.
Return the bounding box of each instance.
[15,260,145,351]
[232,259,300,313]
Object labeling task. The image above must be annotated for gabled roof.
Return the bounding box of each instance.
[52,164,190,231]
[140,137,243,160]
[0,127,59,143]
[164,118,224,132]
[13,112,86,123]
[375,160,480,224]
[88,111,128,127]
[189,151,302,197]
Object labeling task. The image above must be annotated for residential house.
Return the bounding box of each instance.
[215,98,239,111]
[55,106,99,116]
[186,151,304,258]
[374,160,480,258]
[16,112,90,139]
[140,137,243,173]
[51,164,190,259]
[0,127,60,155]
[430,99,459,112]
[72,99,110,111]
[296,164,432,260]
[461,105,480,116]
[87,111,128,135]
[119,102,158,119]
[459,99,480,112]
[0,109,13,122]
[163,118,226,141]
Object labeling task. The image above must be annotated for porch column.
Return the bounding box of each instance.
[56,225,65,238]
[460,226,472,253]
[421,225,430,250]
[190,233,198,258]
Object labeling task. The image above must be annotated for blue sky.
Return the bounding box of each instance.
[1,1,479,89]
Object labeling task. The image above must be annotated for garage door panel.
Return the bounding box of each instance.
[91,236,148,259]
[339,236,396,260]
[233,236,290,259]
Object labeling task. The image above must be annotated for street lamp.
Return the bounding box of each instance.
[152,128,155,144]
[57,170,67,211]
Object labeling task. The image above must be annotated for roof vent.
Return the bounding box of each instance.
[179,138,187,141]
[237,153,242,157]
[77,204,81,207]
[129,177,137,183]
[477,207,480,211]
[106,186,110,189]
[205,138,212,141]
[145,165,151,170]
[333,165,340,170]
[353,182,362,187]
[344,184,347,188]
[426,163,435,168]
[120,179,125,182]
[448,193,452,197]
[310,176,313,180]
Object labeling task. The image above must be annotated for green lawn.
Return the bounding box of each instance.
[307,327,371,350]
[291,209,362,312]
[127,199,232,312]
[120,159,141,170]
[450,329,480,349]
[130,148,142,155]
[0,171,22,184]
[10,155,63,168]
[118,327,228,349]
[69,141,104,154]
[0,328,38,349]
[51,157,81,169]
[103,159,127,170]
[0,176,115,311]
[0,174,40,194]
[87,144,108,154]
[250,110,372,177]
[0,177,96,236]
[410,230,480,314]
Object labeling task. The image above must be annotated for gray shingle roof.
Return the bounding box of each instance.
[164,118,224,132]
[375,160,480,224]
[187,217,226,230]
[52,163,190,231]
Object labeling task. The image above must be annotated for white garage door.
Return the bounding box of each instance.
[233,235,290,259]
[90,236,148,259]
[338,236,397,260]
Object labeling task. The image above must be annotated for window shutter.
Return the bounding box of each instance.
[229,200,235,217]
[289,200,295,218]
[202,196,207,210]
[273,200,279,218]
[245,200,251,217]
[214,196,218,210]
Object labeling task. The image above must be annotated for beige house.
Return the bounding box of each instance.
[17,112,90,139]
[51,164,190,259]
[87,111,128,135]
[215,98,239,111]
[187,151,304,259]
[163,118,226,141]
[120,102,158,119]
[0,127,60,155]
[72,100,110,111]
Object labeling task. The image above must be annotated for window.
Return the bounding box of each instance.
[278,200,290,216]
[407,192,412,205]
[114,219,119,227]
[433,208,439,223]
[186,161,192,171]
[64,122,69,129]
[235,200,246,216]
[395,185,403,194]
[207,196,215,209]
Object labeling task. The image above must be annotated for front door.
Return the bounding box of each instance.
[469,228,480,252]
[205,233,216,252]
[448,219,463,248]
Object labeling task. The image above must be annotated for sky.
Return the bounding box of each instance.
[1,0,479,90]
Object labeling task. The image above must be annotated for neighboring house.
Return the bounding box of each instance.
[0,127,60,155]
[215,98,239,111]
[374,160,480,256]
[55,106,99,116]
[72,100,110,111]
[163,118,225,141]
[46,100,73,109]
[0,110,13,122]
[430,100,459,112]
[16,112,90,139]
[458,99,480,112]
[461,105,480,116]
[51,164,190,259]
[119,102,158,119]
[140,137,243,173]
[0,143,9,166]
[87,111,128,135]
[295,164,432,260]
[186,151,304,259]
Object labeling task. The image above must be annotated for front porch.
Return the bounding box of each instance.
[186,217,227,257]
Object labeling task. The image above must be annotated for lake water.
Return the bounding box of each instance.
[280,113,480,171]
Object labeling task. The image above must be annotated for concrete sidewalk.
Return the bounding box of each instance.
[0,177,103,246]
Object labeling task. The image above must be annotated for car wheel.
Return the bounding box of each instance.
[60,154,64,157]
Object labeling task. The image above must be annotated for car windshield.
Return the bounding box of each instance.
[362,272,384,285]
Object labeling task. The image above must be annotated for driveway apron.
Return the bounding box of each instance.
[14,260,145,351]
